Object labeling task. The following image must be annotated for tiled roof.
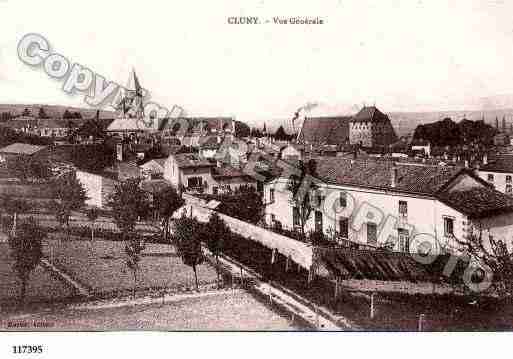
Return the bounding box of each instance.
[0,143,47,155]
[173,153,214,168]
[438,187,513,218]
[351,106,389,123]
[297,116,351,145]
[213,166,252,179]
[480,155,513,173]
[313,157,462,195]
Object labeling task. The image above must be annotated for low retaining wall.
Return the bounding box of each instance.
[177,194,313,270]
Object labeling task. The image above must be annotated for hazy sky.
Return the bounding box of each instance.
[1,0,513,126]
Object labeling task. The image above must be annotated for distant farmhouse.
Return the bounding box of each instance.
[3,117,85,138]
[0,143,49,162]
[297,106,397,149]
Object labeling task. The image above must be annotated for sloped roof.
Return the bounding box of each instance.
[351,106,390,123]
[173,153,214,168]
[0,143,47,155]
[438,186,513,218]
[213,166,254,179]
[480,155,513,173]
[313,157,462,195]
[298,116,351,145]
[318,247,468,284]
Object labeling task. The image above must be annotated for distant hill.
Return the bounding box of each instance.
[389,109,513,137]
[0,104,117,119]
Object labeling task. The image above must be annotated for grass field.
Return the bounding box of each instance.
[0,243,75,304]
[43,239,218,295]
[1,290,297,331]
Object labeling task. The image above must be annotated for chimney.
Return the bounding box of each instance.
[483,154,488,165]
[390,165,398,188]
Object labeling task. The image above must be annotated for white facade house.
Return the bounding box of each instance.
[264,157,513,254]
[163,152,256,194]
[478,155,513,196]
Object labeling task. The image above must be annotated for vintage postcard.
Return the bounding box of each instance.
[0,0,512,356]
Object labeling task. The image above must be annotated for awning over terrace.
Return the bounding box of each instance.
[317,247,469,284]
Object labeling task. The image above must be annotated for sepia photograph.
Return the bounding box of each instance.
[1,0,513,356]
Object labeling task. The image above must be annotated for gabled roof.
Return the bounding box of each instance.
[480,155,513,173]
[313,157,463,195]
[297,116,351,145]
[351,106,390,123]
[172,153,214,168]
[0,143,47,155]
[437,186,513,219]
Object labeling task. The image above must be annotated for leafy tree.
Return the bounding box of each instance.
[286,160,318,239]
[6,157,51,183]
[8,217,45,304]
[153,185,184,242]
[21,108,31,117]
[86,207,100,241]
[173,214,204,290]
[68,143,115,173]
[205,212,230,287]
[215,186,263,224]
[108,178,150,234]
[52,171,87,238]
[108,178,151,296]
[273,125,290,141]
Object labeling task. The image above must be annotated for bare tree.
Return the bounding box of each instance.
[86,207,100,241]
[454,222,513,297]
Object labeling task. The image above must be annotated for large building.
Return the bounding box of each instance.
[264,157,513,253]
[297,106,397,149]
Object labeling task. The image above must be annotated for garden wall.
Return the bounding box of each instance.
[177,193,314,270]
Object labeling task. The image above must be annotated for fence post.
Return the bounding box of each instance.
[370,292,376,319]
[418,314,425,332]
[285,256,290,272]
[271,248,276,264]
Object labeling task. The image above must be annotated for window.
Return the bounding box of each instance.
[187,176,202,188]
[315,211,323,232]
[488,174,494,182]
[443,217,454,237]
[339,217,349,239]
[293,207,300,227]
[399,200,408,217]
[507,175,512,183]
[339,192,347,207]
[269,188,275,203]
[507,184,512,195]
